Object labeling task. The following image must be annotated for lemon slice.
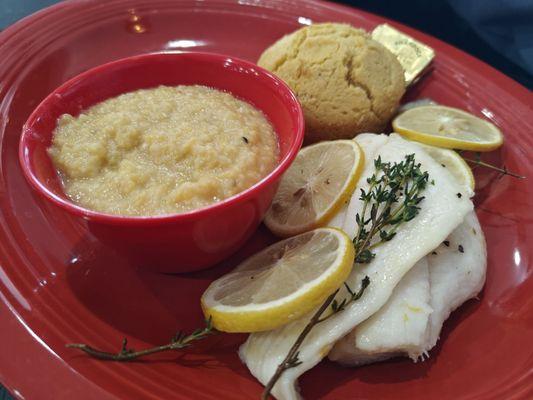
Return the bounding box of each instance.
[418,143,475,191]
[264,140,364,237]
[393,105,503,151]
[201,228,354,332]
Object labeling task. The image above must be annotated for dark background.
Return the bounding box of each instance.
[0,0,531,399]
[1,0,532,88]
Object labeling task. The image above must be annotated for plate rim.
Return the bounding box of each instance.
[0,1,531,399]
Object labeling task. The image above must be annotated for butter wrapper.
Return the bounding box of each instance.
[372,23,435,86]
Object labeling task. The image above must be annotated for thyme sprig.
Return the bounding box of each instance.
[67,317,215,361]
[461,152,525,179]
[353,154,429,264]
[262,154,429,399]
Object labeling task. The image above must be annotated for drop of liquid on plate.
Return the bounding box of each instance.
[126,9,149,34]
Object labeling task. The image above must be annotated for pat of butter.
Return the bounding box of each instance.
[372,23,435,87]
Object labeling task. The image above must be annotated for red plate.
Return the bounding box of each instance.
[0,1,532,399]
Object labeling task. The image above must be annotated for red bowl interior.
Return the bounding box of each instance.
[19,51,304,224]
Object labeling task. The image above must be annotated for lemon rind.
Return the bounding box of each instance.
[392,105,504,152]
[394,126,503,152]
[265,140,365,237]
[201,228,355,332]
[416,142,475,191]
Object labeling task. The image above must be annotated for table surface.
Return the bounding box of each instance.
[0,0,531,399]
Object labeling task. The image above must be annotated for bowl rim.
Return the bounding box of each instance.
[19,51,305,226]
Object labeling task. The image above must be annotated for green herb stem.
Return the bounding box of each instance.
[67,318,215,361]
[462,156,525,179]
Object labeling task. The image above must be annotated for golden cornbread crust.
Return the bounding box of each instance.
[258,23,406,142]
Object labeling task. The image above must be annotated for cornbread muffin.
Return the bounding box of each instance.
[258,23,405,142]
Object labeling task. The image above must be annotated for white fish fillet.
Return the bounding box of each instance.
[326,133,387,231]
[329,210,486,365]
[425,210,486,349]
[329,258,432,366]
[326,204,347,230]
[239,134,473,399]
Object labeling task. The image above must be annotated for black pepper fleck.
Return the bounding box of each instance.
[457,192,462,198]
[441,164,446,168]
[242,136,249,144]
[325,178,331,185]
[443,240,450,247]
[458,244,464,253]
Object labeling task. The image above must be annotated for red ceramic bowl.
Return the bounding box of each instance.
[19,52,304,273]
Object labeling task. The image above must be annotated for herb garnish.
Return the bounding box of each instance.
[261,154,429,399]
[67,317,215,361]
[460,152,525,179]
